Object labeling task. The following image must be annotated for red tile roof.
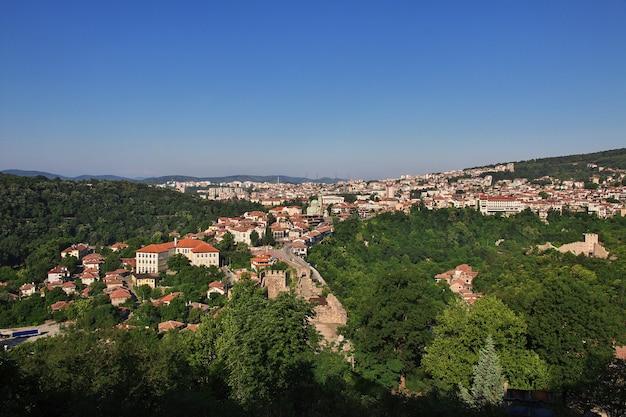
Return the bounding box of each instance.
[158,320,185,331]
[109,288,131,300]
[136,242,174,253]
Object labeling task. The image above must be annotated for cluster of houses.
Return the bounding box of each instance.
[16,240,229,331]
[19,243,136,309]
[182,206,333,257]
[15,205,335,321]
[435,264,483,304]
[157,159,626,222]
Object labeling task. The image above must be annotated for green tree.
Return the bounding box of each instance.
[249,229,260,247]
[167,253,190,272]
[130,301,161,328]
[135,284,152,302]
[59,255,80,275]
[350,267,451,389]
[150,286,163,299]
[101,252,121,274]
[263,226,275,246]
[574,358,626,417]
[516,268,621,390]
[459,335,505,411]
[422,296,549,392]
[160,296,188,322]
[217,280,318,414]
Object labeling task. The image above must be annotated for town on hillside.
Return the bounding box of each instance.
[2,205,342,344]
[3,158,625,342]
[158,162,626,219]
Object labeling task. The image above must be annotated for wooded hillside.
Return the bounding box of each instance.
[307,208,626,396]
[485,147,626,182]
[0,173,262,273]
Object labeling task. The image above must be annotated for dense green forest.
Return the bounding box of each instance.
[484,147,626,182]
[307,208,626,410]
[0,173,263,276]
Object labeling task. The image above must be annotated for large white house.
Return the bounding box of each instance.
[135,238,219,274]
[174,238,220,268]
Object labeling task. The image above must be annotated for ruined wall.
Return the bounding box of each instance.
[539,233,609,259]
[262,270,288,299]
[313,293,347,325]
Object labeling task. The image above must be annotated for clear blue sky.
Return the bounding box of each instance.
[1,1,625,180]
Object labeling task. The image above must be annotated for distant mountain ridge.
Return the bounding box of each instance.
[0,170,339,185]
[0,170,131,182]
[3,148,626,184]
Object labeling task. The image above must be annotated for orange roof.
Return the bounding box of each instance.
[51,300,70,311]
[185,323,199,332]
[175,238,219,253]
[136,242,174,253]
[83,253,105,263]
[110,288,131,299]
[158,292,182,304]
[158,320,185,331]
[191,242,219,253]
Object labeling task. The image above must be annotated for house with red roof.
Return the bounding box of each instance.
[250,253,275,272]
[207,281,226,297]
[82,253,106,272]
[135,239,220,274]
[435,264,483,304]
[154,291,182,306]
[291,240,308,256]
[270,223,290,241]
[61,243,90,260]
[174,238,220,268]
[184,323,199,332]
[61,281,76,295]
[47,266,69,283]
[135,242,176,274]
[50,300,71,312]
[81,286,93,298]
[45,281,64,292]
[229,225,264,246]
[104,279,124,290]
[109,288,132,306]
[110,242,129,252]
[188,301,211,312]
[158,320,185,332]
[132,273,159,289]
[122,258,136,270]
[80,268,100,286]
[19,282,37,297]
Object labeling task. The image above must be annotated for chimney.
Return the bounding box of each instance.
[174,238,178,247]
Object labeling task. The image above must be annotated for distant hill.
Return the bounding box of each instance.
[1,169,72,180]
[0,170,132,182]
[1,170,340,184]
[141,174,339,185]
[4,148,625,184]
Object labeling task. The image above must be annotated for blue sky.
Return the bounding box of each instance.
[1,1,625,180]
